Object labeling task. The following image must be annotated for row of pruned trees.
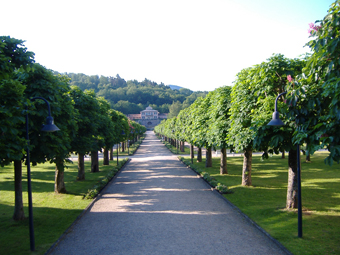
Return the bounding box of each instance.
[0,36,146,220]
[155,0,340,211]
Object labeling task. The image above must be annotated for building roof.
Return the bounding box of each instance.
[127,114,141,120]
[141,106,158,113]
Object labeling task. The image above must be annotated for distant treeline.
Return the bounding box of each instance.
[61,73,208,117]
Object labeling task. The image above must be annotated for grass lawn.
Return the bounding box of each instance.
[180,151,340,255]
[161,140,191,155]
[116,136,145,156]
[0,158,126,255]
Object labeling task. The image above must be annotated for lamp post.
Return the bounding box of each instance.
[267,92,303,238]
[26,97,60,251]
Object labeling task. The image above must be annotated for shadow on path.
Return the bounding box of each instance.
[49,131,290,255]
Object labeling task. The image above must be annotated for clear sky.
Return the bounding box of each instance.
[1,0,334,91]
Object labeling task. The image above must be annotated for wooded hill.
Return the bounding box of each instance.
[62,73,208,116]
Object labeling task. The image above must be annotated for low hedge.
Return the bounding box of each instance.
[178,156,232,194]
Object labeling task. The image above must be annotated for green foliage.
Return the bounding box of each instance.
[18,63,77,166]
[63,73,208,115]
[190,96,212,148]
[215,183,231,194]
[206,86,232,149]
[156,86,232,154]
[167,100,183,118]
[69,87,101,155]
[95,96,117,151]
[0,36,34,166]
[0,36,34,80]
[286,0,340,165]
[229,54,305,154]
[0,79,26,166]
[228,67,257,152]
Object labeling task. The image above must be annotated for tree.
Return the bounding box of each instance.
[251,54,305,209]
[98,98,116,166]
[168,101,183,118]
[229,53,303,210]
[287,0,340,166]
[189,97,213,167]
[19,63,77,194]
[229,54,305,191]
[64,71,209,115]
[69,87,100,180]
[179,88,192,96]
[228,67,257,186]
[206,86,232,174]
[0,36,34,220]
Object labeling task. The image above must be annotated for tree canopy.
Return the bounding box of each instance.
[62,73,208,115]
[287,0,340,165]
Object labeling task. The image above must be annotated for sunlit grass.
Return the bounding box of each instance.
[181,151,340,255]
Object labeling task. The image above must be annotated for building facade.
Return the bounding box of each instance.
[127,106,168,130]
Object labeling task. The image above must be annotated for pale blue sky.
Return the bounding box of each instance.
[1,0,335,91]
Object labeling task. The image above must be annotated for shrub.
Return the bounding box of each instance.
[215,183,232,194]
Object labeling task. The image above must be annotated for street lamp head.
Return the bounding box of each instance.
[41,116,60,132]
[267,111,285,126]
[268,92,287,127]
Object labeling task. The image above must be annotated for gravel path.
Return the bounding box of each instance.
[49,131,289,255]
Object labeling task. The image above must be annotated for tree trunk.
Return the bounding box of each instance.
[180,141,184,152]
[121,142,125,152]
[286,149,298,209]
[91,151,99,172]
[109,147,114,161]
[220,148,228,174]
[305,144,311,162]
[281,150,285,159]
[197,147,202,162]
[190,144,194,163]
[55,158,66,193]
[77,153,85,180]
[13,160,25,221]
[242,148,252,186]
[205,147,212,167]
[103,148,109,165]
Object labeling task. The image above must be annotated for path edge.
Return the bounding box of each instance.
[177,157,293,255]
[45,158,131,255]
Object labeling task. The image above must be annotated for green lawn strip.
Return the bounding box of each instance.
[180,151,340,255]
[160,140,191,155]
[117,136,145,156]
[0,158,126,255]
[84,158,129,199]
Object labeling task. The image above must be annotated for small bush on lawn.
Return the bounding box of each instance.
[215,183,233,194]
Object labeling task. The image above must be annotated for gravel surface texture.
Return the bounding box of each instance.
[49,131,289,255]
